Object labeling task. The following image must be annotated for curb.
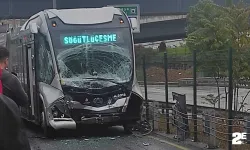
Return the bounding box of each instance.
[138,81,178,86]
[151,132,223,150]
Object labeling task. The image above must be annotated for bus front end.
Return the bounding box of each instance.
[44,7,144,130]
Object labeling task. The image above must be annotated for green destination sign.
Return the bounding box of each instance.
[61,34,117,45]
[116,6,138,16]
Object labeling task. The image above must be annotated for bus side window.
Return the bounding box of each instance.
[36,35,54,84]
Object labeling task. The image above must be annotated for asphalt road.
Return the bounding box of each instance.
[25,122,191,150]
[141,85,250,111]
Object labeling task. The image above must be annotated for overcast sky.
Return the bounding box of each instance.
[0,0,249,18]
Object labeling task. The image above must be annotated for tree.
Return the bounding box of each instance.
[186,0,229,108]
[186,0,250,110]
[222,2,250,111]
[201,94,225,108]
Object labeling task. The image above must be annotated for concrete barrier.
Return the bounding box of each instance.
[139,77,250,88]
[178,77,228,87]
[138,81,178,86]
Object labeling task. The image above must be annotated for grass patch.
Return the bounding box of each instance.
[157,46,191,57]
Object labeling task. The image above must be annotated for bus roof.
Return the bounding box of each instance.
[45,7,122,24]
[21,7,123,30]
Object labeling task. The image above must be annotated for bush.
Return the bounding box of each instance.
[158,41,166,52]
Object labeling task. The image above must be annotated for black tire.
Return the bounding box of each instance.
[123,121,138,134]
[123,124,133,134]
[41,110,56,138]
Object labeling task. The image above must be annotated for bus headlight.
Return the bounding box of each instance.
[49,97,71,118]
[113,93,126,101]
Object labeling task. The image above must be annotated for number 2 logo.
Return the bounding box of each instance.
[232,132,246,145]
[232,133,241,145]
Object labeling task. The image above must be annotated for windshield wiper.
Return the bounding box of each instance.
[83,77,128,90]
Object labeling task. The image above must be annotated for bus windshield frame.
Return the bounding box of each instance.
[49,27,134,88]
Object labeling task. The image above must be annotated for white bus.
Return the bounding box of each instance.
[6,7,144,137]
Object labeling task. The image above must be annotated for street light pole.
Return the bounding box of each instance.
[9,0,12,17]
[53,0,57,9]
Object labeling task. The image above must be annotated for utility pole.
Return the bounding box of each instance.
[53,0,57,9]
[9,0,12,17]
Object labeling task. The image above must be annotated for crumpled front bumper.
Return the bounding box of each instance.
[77,114,121,124]
[48,114,124,130]
[49,118,76,130]
[47,96,139,130]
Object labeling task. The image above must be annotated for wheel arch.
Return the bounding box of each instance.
[125,91,144,121]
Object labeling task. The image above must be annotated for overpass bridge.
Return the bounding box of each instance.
[1,0,250,43]
[135,17,186,43]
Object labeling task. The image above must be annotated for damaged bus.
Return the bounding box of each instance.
[6,7,144,137]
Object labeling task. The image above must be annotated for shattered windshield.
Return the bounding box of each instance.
[50,28,133,88]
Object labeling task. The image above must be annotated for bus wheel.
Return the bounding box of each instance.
[123,123,133,134]
[41,111,56,138]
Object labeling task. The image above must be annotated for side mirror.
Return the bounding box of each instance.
[29,23,38,34]
[130,18,138,30]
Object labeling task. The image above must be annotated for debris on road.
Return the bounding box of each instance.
[143,143,150,146]
[110,137,115,140]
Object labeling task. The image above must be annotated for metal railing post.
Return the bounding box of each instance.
[164,52,170,133]
[193,50,198,142]
[228,47,233,150]
[143,55,149,121]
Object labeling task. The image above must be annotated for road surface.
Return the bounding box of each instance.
[140,85,250,111]
[25,122,193,150]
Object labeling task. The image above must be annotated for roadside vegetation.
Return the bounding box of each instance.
[137,0,250,149]
[162,0,250,149]
[186,0,250,111]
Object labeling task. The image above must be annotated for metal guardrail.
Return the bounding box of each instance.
[138,79,250,88]
[147,99,250,117]
[139,48,249,149]
[143,94,250,149]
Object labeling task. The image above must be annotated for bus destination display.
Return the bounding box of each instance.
[62,33,117,45]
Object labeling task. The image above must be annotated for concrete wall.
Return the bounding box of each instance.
[0,19,26,28]
[1,14,186,26]
[140,15,186,24]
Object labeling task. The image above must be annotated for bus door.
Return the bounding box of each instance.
[25,34,39,123]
